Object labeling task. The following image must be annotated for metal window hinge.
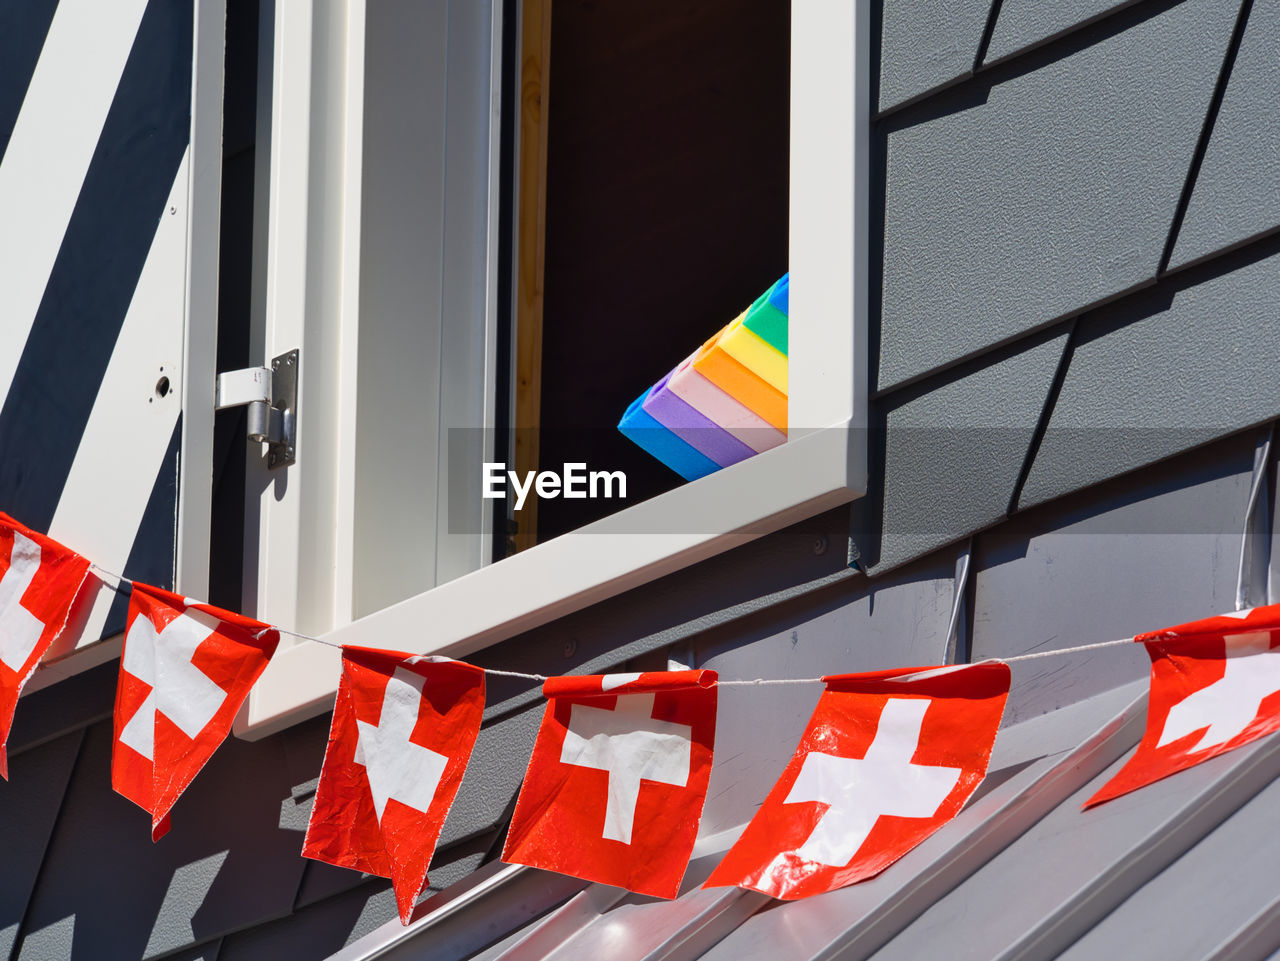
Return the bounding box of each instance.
[215,349,299,469]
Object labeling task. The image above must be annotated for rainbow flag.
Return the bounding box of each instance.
[619,275,789,480]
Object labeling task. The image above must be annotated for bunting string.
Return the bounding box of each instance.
[90,563,1142,685]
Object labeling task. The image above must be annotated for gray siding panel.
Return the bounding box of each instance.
[0,730,81,961]
[6,662,116,759]
[216,881,399,961]
[877,0,991,113]
[973,432,1253,727]
[983,0,1140,65]
[437,708,539,851]
[14,721,310,961]
[867,330,1068,573]
[292,860,370,913]
[1018,246,1280,509]
[1055,774,1280,961]
[878,0,1238,390]
[1170,0,1280,270]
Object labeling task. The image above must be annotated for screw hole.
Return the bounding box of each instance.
[155,376,170,398]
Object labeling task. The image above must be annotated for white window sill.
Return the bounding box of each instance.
[235,421,864,738]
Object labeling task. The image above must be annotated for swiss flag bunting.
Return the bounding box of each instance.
[0,513,91,779]
[706,661,1010,899]
[502,670,718,898]
[13,494,1280,901]
[112,583,279,839]
[303,648,486,924]
[1088,604,1280,807]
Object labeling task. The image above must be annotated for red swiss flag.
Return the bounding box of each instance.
[1088,604,1280,807]
[705,661,1010,899]
[112,583,279,839]
[502,670,717,898]
[303,648,486,924]
[0,513,91,779]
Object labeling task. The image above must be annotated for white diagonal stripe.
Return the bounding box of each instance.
[0,532,46,671]
[0,0,150,400]
[47,150,189,653]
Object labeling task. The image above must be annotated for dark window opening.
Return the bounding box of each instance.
[531,0,791,543]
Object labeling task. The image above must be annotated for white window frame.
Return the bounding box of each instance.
[237,0,870,738]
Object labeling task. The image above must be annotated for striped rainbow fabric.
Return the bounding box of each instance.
[618,274,789,479]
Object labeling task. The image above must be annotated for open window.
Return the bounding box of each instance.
[236,0,869,737]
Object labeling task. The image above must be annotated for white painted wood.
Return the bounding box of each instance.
[330,0,367,628]
[215,368,271,410]
[479,0,507,568]
[0,0,148,400]
[349,0,451,619]
[242,0,369,643]
[240,424,862,736]
[243,0,313,633]
[175,0,227,604]
[238,0,872,737]
[244,0,502,640]
[789,0,869,438]
[434,0,503,586]
[26,3,227,689]
[294,0,368,637]
[39,153,191,676]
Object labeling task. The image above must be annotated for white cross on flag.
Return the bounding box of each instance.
[0,513,90,779]
[303,647,486,925]
[706,662,1010,899]
[1088,604,1280,807]
[502,670,718,898]
[112,583,279,839]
